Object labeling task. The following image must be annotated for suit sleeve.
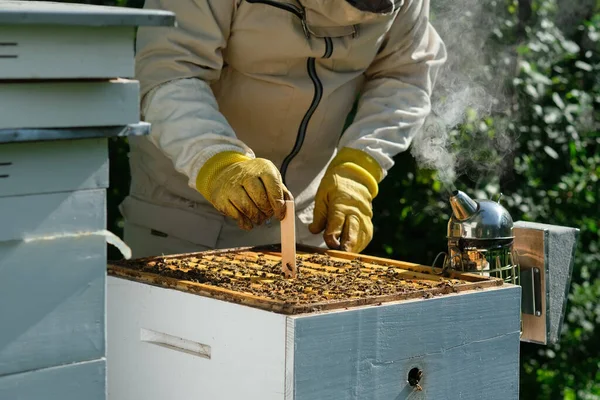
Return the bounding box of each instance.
[337,0,447,179]
[134,0,254,190]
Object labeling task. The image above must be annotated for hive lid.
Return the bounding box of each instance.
[0,1,175,26]
[107,244,504,315]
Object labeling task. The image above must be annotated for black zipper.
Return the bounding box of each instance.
[244,0,334,184]
[323,37,333,59]
[280,57,324,182]
[280,35,333,183]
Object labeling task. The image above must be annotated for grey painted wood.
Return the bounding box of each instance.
[0,359,105,400]
[0,1,175,27]
[0,235,105,376]
[0,79,139,130]
[386,332,520,399]
[0,139,108,198]
[0,189,105,242]
[292,286,521,400]
[515,221,580,343]
[0,25,135,79]
[0,123,150,144]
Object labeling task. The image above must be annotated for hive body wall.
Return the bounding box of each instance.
[107,277,521,400]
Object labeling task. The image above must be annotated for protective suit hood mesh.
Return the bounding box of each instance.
[345,0,396,14]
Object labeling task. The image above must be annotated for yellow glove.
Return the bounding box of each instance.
[196,151,292,230]
[309,148,383,253]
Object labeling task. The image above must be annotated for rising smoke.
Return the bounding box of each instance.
[411,0,518,194]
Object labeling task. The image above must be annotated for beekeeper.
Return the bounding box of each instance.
[119,0,446,258]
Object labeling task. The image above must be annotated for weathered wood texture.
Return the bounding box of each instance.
[107,277,521,400]
[0,359,106,400]
[0,235,106,376]
[281,200,297,277]
[0,79,139,129]
[0,1,175,26]
[0,139,108,197]
[0,189,105,242]
[0,26,135,79]
[107,276,287,400]
[515,221,579,344]
[108,245,503,315]
[514,227,548,344]
[291,285,521,400]
[0,4,171,399]
[0,123,151,144]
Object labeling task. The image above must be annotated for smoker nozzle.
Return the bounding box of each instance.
[449,190,479,221]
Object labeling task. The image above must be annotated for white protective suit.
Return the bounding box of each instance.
[120,0,447,258]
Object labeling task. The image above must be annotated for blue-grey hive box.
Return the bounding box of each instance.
[0,2,174,399]
[107,246,522,400]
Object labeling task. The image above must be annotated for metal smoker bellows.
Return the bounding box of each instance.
[433,190,520,284]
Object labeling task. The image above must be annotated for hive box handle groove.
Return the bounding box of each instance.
[140,328,212,359]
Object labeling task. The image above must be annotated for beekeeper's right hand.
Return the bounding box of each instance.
[196,152,292,230]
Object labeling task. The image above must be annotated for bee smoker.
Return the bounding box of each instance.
[431,189,580,346]
[434,190,520,284]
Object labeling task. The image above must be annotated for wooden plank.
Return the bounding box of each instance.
[0,25,134,79]
[0,138,108,198]
[0,189,105,242]
[285,317,295,400]
[0,235,106,376]
[515,227,548,344]
[0,359,105,400]
[291,285,521,400]
[0,79,139,130]
[0,123,150,145]
[108,247,503,315]
[297,245,491,282]
[108,245,503,314]
[117,252,453,295]
[0,1,175,27]
[281,200,296,278]
[388,332,520,399]
[515,221,580,344]
[220,252,468,296]
[107,276,286,400]
[256,252,459,283]
[108,264,294,313]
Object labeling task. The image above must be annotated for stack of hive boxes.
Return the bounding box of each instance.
[0,2,173,399]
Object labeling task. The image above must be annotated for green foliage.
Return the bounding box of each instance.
[368,0,600,398]
[508,3,600,398]
[49,0,599,397]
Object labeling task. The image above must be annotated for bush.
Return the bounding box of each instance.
[367,1,599,398]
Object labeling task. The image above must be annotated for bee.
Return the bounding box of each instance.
[407,368,423,391]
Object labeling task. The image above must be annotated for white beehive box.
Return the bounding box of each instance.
[0,1,173,79]
[0,79,140,129]
[0,1,172,130]
[107,246,522,400]
[0,2,174,399]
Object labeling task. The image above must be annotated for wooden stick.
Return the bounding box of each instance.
[280,200,297,278]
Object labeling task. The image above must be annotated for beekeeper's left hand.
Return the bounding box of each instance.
[309,148,383,253]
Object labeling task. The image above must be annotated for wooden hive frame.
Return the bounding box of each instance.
[107,244,504,315]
